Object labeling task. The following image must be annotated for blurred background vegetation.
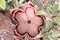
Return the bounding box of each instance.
[0,0,60,40]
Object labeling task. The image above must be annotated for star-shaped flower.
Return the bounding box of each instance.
[11,1,45,40]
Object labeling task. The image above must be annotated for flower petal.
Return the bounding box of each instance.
[28,25,39,37]
[14,29,26,39]
[37,15,46,26]
[24,2,36,18]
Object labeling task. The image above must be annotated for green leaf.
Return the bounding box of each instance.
[47,7,53,13]
[43,36,50,40]
[52,2,58,12]
[37,10,48,16]
[0,0,6,9]
[6,2,14,9]
[50,30,60,38]
[48,35,57,40]
[47,2,58,13]
[47,8,57,17]
[43,32,58,40]
[44,21,54,32]
[47,2,58,17]
[53,17,60,26]
[43,33,50,40]
[40,10,46,15]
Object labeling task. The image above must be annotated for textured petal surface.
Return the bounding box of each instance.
[26,8,35,18]
[16,12,27,34]
[12,1,45,39]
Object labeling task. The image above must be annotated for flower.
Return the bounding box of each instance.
[11,1,45,40]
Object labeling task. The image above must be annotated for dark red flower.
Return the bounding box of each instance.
[11,1,45,40]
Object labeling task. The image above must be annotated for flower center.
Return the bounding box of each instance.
[27,20,31,24]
